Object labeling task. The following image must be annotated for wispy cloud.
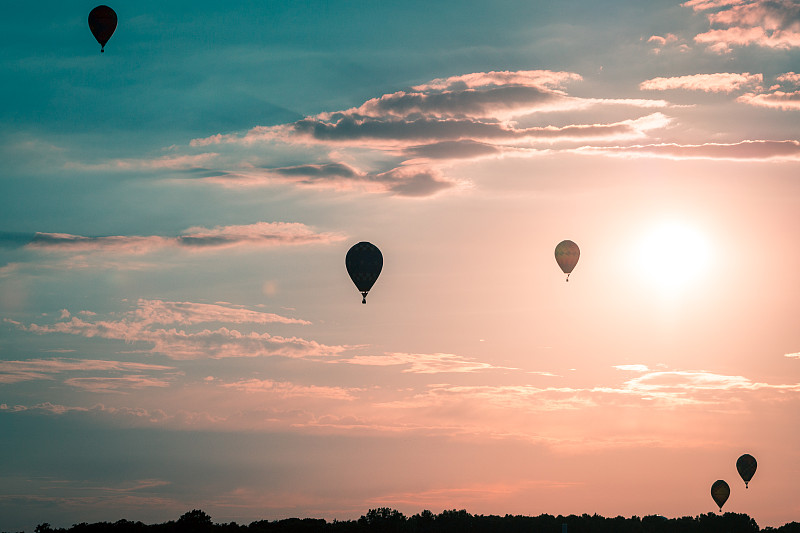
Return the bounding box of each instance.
[8,300,344,360]
[145,70,674,198]
[26,222,345,255]
[640,72,763,92]
[577,139,800,161]
[639,71,800,111]
[63,376,173,393]
[0,358,174,385]
[786,352,800,358]
[684,0,800,53]
[131,299,310,326]
[613,364,650,372]
[340,352,515,374]
[222,379,359,400]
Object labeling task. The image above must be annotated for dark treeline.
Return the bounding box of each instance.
[12,508,800,533]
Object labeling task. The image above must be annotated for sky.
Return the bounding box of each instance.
[1,0,799,531]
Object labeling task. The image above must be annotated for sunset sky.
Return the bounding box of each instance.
[1,1,799,531]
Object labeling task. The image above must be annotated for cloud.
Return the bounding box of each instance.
[63,376,173,393]
[340,352,515,374]
[577,139,800,161]
[0,358,175,392]
[9,300,344,360]
[132,299,310,326]
[684,0,800,53]
[26,222,345,255]
[786,352,800,358]
[204,162,460,197]
[640,71,800,109]
[172,70,674,198]
[267,112,670,146]
[67,152,220,172]
[640,72,763,92]
[737,89,800,109]
[222,379,359,400]
[613,364,650,372]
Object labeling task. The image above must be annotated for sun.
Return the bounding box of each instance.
[635,221,711,292]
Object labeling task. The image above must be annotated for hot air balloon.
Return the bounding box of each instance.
[736,454,757,488]
[346,242,382,304]
[555,240,580,281]
[711,480,730,512]
[88,6,117,52]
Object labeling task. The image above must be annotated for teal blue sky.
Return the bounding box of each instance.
[2,1,800,532]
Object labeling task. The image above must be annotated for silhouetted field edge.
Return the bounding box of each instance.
[9,507,800,533]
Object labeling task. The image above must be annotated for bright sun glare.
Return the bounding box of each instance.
[636,221,711,292]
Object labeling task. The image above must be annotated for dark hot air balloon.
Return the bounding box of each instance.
[88,6,117,52]
[736,454,757,488]
[711,480,730,512]
[555,240,580,281]
[346,242,382,304]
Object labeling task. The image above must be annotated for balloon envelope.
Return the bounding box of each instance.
[555,240,580,280]
[711,480,730,511]
[88,5,117,52]
[345,242,382,303]
[736,454,757,488]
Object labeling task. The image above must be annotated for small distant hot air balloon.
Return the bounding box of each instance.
[736,454,757,488]
[88,5,117,52]
[345,242,382,304]
[555,240,580,281]
[711,480,730,512]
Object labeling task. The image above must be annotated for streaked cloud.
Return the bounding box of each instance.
[166,70,673,197]
[203,163,459,197]
[684,0,800,53]
[640,72,763,92]
[8,300,344,360]
[222,379,359,400]
[0,358,174,385]
[738,89,800,109]
[63,376,173,393]
[786,352,800,358]
[577,139,800,161]
[26,222,345,255]
[613,364,650,372]
[340,352,515,374]
[132,299,310,326]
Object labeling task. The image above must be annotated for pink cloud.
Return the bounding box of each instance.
[63,375,172,393]
[25,222,344,254]
[67,152,220,172]
[640,72,763,92]
[738,89,800,109]
[204,162,460,197]
[177,71,673,197]
[577,139,800,161]
[11,300,346,360]
[0,358,174,384]
[132,299,310,326]
[340,352,515,374]
[222,379,359,400]
[776,71,800,84]
[684,0,800,52]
